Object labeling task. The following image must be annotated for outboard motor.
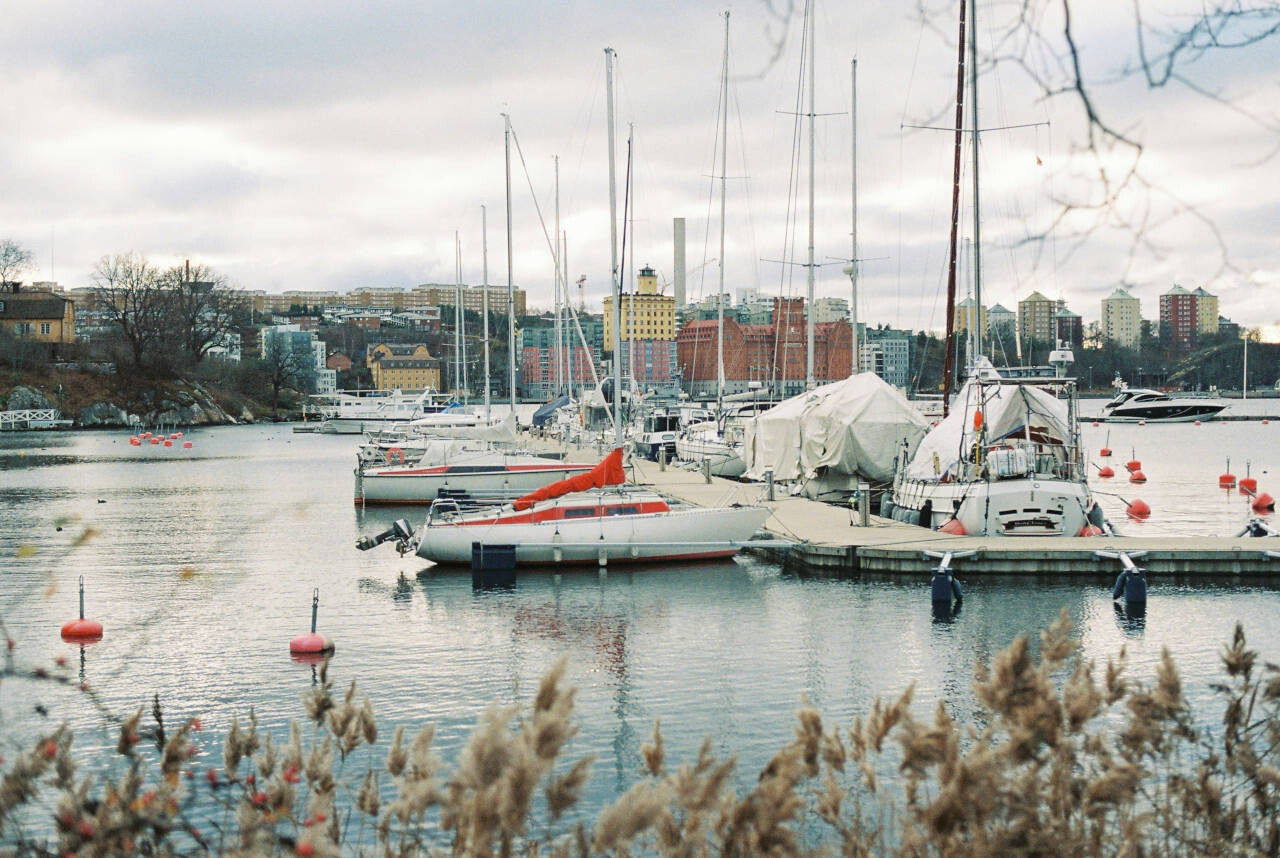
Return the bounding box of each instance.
[356,518,415,555]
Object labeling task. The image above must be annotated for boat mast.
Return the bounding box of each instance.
[717,10,729,413]
[504,112,516,414]
[455,231,464,401]
[564,231,573,397]
[805,0,816,391]
[554,154,563,398]
[482,205,491,420]
[606,47,622,445]
[968,0,983,361]
[941,0,968,417]
[848,57,859,375]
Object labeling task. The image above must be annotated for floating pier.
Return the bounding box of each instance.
[527,433,1280,578]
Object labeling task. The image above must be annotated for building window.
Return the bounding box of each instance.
[40,323,51,335]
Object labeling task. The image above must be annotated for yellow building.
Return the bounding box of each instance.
[953,297,987,335]
[368,343,440,390]
[370,358,441,392]
[602,266,676,345]
[0,288,75,343]
[1194,287,1219,336]
[366,342,432,368]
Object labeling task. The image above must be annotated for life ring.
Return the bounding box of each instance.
[385,447,405,465]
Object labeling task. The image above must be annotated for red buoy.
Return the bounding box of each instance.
[60,576,103,643]
[169,432,181,439]
[290,589,335,658]
[1129,470,1147,484]
[1139,419,1147,426]
[1100,447,1112,457]
[1263,419,1271,425]
[1194,420,1202,426]
[1091,421,1099,427]
[1126,460,1141,473]
[938,518,967,535]
[1098,465,1115,478]
[150,437,160,445]
[1220,459,1236,488]
[1126,499,1151,519]
[1077,524,1104,537]
[182,441,193,449]
[163,440,173,447]
[1252,493,1275,512]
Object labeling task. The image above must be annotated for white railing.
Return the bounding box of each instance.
[0,409,61,429]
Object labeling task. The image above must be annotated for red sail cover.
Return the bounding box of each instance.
[512,447,626,510]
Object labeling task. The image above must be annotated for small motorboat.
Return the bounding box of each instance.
[1102,384,1226,423]
[412,448,771,565]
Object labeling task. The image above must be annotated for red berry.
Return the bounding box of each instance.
[250,791,268,807]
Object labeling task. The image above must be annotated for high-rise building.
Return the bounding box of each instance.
[1053,306,1083,348]
[953,297,987,336]
[1017,291,1056,347]
[1159,285,1198,351]
[1101,287,1141,349]
[603,266,678,390]
[1193,287,1219,337]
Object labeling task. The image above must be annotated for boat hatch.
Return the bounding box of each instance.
[563,508,597,519]
[604,505,641,516]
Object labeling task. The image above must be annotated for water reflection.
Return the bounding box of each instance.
[1113,600,1147,636]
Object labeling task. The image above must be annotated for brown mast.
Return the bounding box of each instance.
[941,0,968,417]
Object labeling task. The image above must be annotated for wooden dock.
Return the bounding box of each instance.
[527,433,1280,578]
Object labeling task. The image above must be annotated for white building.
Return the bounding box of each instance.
[811,296,850,324]
[1101,287,1141,349]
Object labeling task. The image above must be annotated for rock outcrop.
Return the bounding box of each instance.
[77,382,240,428]
[6,386,55,411]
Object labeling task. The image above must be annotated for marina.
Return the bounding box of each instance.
[4,422,1280,832]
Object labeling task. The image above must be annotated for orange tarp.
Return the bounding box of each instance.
[512,448,626,511]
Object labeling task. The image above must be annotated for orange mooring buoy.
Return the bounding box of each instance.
[1252,492,1275,513]
[1126,499,1151,520]
[60,576,103,643]
[1130,470,1147,484]
[938,518,967,535]
[1098,465,1115,478]
[289,589,335,659]
[1219,458,1236,489]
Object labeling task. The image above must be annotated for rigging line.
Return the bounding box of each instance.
[508,124,559,267]
[565,57,604,224]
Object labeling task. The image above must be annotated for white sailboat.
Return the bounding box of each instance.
[887,0,1104,538]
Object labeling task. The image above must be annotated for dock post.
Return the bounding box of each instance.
[765,469,775,501]
[702,459,711,484]
[659,449,666,471]
[858,482,870,527]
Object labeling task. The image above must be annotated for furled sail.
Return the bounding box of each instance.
[512,447,626,510]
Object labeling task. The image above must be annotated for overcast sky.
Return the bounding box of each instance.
[4,1,1278,336]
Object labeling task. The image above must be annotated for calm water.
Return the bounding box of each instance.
[2,423,1279,828]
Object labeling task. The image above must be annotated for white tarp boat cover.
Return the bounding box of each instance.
[743,373,930,484]
[904,379,1071,481]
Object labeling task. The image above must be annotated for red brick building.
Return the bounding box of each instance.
[677,297,851,398]
[1159,285,1198,351]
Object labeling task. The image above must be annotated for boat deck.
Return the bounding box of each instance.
[524,432,1280,578]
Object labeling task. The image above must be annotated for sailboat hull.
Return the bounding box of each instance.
[416,504,771,565]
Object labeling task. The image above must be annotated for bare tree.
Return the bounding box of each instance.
[91,252,171,372]
[159,261,247,365]
[0,239,34,289]
[257,338,311,417]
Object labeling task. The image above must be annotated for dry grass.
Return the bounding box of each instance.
[2,609,1278,856]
